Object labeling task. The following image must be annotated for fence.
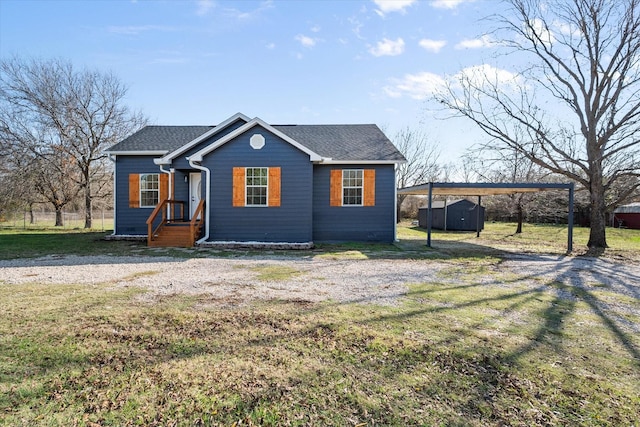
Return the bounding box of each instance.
[1,210,115,231]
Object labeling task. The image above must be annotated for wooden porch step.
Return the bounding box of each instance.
[149,223,197,247]
[148,221,204,248]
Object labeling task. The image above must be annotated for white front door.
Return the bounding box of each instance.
[189,172,202,219]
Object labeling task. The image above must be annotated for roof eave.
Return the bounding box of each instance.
[157,112,251,164]
[106,150,168,156]
[318,159,406,165]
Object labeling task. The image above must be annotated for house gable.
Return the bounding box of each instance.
[155,112,251,166]
[200,122,314,243]
[190,117,323,163]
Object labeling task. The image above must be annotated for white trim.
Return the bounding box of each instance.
[394,163,398,242]
[318,159,404,165]
[342,169,364,206]
[106,150,168,156]
[155,113,251,165]
[139,173,160,208]
[159,166,172,219]
[189,158,211,244]
[245,167,269,207]
[108,154,117,235]
[190,117,323,162]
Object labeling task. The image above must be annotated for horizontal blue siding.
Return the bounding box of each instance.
[114,156,164,235]
[201,125,313,243]
[312,164,396,242]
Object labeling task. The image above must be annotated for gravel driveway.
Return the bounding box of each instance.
[1,253,639,308]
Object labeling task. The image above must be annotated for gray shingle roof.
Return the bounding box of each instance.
[108,122,405,162]
[108,125,213,152]
[274,124,405,161]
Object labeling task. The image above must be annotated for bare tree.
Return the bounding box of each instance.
[394,126,441,220]
[0,108,80,225]
[435,0,640,249]
[0,57,146,228]
[470,147,549,233]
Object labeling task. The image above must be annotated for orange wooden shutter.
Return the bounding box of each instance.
[268,167,281,207]
[128,174,139,208]
[330,169,342,207]
[363,169,375,206]
[159,173,169,203]
[232,167,245,207]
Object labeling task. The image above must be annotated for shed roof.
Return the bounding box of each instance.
[419,199,478,209]
[614,203,640,214]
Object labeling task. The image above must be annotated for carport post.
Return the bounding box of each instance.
[476,196,481,238]
[427,183,433,247]
[568,183,574,252]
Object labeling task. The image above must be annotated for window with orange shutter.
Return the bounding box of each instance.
[232,167,281,207]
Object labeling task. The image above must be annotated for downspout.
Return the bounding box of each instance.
[108,154,117,236]
[188,156,210,244]
[159,165,172,220]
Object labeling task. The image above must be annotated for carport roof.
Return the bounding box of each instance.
[398,182,574,196]
[398,182,576,252]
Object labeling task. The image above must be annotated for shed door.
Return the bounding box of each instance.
[189,172,202,219]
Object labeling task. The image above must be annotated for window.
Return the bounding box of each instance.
[245,167,268,206]
[233,167,281,207]
[330,169,375,207]
[140,174,160,207]
[342,169,363,205]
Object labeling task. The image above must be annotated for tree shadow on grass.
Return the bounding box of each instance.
[3,240,639,424]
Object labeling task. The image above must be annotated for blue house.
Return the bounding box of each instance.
[106,113,406,247]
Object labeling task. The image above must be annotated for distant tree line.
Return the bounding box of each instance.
[0,57,146,227]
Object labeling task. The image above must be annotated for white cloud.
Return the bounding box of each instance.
[384,72,446,99]
[223,0,274,21]
[107,25,175,35]
[455,64,521,89]
[430,0,472,9]
[196,0,215,16]
[370,37,405,57]
[265,42,276,50]
[528,18,555,46]
[455,35,495,49]
[349,16,365,40]
[419,38,447,53]
[373,0,417,15]
[310,25,321,33]
[295,34,317,48]
[384,65,519,100]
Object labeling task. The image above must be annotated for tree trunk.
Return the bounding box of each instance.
[586,140,608,249]
[396,195,406,224]
[84,187,92,229]
[29,205,35,224]
[515,202,523,234]
[55,207,63,227]
[587,182,608,248]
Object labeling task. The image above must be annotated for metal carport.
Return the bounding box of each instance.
[398,182,575,252]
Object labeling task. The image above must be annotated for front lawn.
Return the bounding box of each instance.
[1,222,639,425]
[1,263,639,425]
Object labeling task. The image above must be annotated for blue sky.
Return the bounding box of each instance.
[0,0,506,158]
